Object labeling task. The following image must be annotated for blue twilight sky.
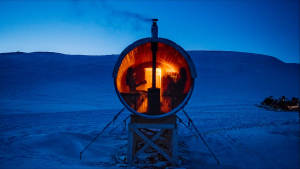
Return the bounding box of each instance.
[0,0,299,63]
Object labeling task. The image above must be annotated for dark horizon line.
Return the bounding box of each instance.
[0,50,299,64]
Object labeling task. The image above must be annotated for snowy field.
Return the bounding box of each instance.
[0,51,299,169]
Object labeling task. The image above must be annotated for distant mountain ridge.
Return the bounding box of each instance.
[0,50,295,63]
[0,50,299,110]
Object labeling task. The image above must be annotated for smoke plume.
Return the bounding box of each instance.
[72,0,153,31]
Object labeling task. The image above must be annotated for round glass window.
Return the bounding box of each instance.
[114,39,195,117]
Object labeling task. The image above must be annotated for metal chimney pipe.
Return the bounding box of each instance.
[151,19,158,39]
[148,19,160,114]
[151,19,158,89]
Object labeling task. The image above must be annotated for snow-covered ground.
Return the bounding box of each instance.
[0,51,299,169]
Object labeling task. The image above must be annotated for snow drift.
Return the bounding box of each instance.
[0,51,299,169]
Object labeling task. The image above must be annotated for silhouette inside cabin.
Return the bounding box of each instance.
[122,67,147,110]
[163,67,188,109]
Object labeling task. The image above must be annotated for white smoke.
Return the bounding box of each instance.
[71,0,152,31]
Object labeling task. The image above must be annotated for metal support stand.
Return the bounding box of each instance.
[80,107,125,160]
[182,109,221,165]
[127,115,178,166]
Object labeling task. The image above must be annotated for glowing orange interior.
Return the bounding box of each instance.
[116,42,192,114]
